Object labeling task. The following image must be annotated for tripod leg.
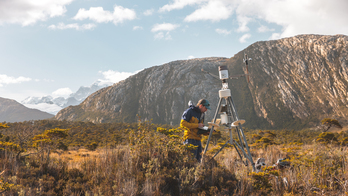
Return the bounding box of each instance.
[226,97,244,151]
[210,138,247,167]
[238,123,256,171]
[229,128,233,148]
[226,96,256,171]
[232,142,248,166]
[211,140,229,160]
[233,140,250,161]
[234,127,245,151]
[203,98,223,156]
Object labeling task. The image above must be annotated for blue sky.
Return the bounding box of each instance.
[0,0,347,102]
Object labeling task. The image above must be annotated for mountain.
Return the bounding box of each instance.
[55,34,348,130]
[71,82,107,101]
[22,82,108,115]
[0,97,54,122]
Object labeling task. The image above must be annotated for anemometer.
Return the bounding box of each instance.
[202,54,256,172]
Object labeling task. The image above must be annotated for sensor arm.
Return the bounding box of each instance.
[201,69,220,80]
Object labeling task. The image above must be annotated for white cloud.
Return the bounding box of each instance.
[164,32,172,40]
[81,23,96,30]
[216,28,231,35]
[0,0,74,26]
[151,23,180,32]
[239,33,251,43]
[154,32,172,40]
[133,26,143,30]
[154,32,164,40]
[98,70,141,85]
[258,25,275,33]
[160,0,348,38]
[270,33,281,40]
[236,15,251,32]
[159,0,206,12]
[144,9,154,16]
[73,6,136,25]
[43,79,55,82]
[48,23,96,30]
[184,0,234,22]
[188,55,195,59]
[52,87,73,98]
[151,23,179,40]
[0,74,31,87]
[235,0,348,38]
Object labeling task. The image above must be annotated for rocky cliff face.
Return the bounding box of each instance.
[55,34,348,129]
[55,57,226,125]
[242,34,348,128]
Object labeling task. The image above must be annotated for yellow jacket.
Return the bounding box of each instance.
[180,105,204,141]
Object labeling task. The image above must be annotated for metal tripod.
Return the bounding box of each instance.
[202,66,256,172]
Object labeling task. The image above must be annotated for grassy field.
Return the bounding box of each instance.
[36,141,348,195]
[0,121,348,195]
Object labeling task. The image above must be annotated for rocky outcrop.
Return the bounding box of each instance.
[55,34,348,129]
[242,34,348,128]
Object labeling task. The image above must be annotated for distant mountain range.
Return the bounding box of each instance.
[0,97,54,123]
[55,34,348,130]
[22,81,108,115]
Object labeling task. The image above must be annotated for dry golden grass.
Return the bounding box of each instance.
[50,148,102,169]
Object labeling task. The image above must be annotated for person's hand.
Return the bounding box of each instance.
[202,132,210,136]
[198,123,204,128]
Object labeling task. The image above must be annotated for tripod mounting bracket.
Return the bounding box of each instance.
[231,119,246,127]
[219,89,231,98]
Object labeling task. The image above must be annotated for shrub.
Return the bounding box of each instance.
[340,137,348,146]
[321,118,342,132]
[316,132,338,145]
[86,142,98,151]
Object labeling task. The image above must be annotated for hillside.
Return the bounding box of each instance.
[0,97,54,122]
[55,34,348,129]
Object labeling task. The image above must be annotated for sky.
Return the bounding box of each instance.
[0,0,347,103]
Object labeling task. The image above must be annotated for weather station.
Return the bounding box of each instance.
[201,54,256,172]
